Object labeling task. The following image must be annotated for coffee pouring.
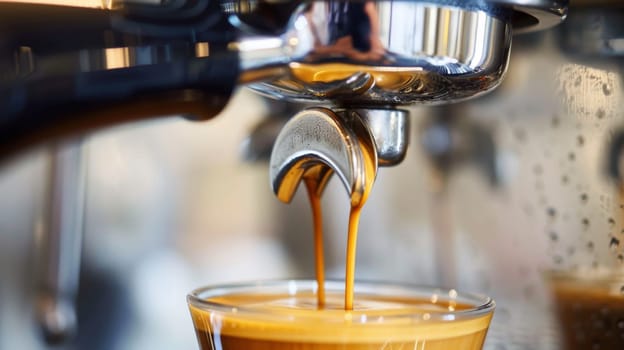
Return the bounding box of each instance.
[5,1,604,349]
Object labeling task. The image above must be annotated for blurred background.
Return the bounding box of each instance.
[1,8,624,350]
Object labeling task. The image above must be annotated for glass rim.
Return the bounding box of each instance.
[545,269,624,282]
[187,279,495,324]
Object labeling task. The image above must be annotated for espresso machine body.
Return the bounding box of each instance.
[4,0,624,349]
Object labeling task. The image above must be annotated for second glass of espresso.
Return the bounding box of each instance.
[187,280,495,350]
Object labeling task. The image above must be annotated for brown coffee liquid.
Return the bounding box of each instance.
[189,120,495,349]
[289,63,426,91]
[300,119,376,311]
[345,205,362,310]
[190,291,492,350]
[551,276,624,350]
[303,181,365,311]
[304,178,326,308]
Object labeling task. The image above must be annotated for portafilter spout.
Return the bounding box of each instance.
[254,0,568,189]
[269,107,408,205]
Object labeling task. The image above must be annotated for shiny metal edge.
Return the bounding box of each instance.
[249,2,512,105]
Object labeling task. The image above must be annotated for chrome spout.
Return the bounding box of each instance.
[269,107,409,204]
[269,107,379,206]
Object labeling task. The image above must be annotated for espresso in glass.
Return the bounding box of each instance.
[188,280,494,350]
[549,271,624,350]
[188,118,494,349]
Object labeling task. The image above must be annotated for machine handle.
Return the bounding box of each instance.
[0,1,241,162]
[0,2,237,53]
[0,52,240,162]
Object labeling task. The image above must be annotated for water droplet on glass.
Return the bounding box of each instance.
[588,241,595,251]
[552,116,560,127]
[577,135,585,146]
[610,237,620,249]
[549,232,559,241]
[554,255,563,264]
[547,207,557,218]
[618,319,624,328]
[608,218,616,227]
[621,286,624,295]
[618,254,624,264]
[568,247,576,256]
[569,152,576,161]
[596,108,606,119]
[562,175,570,184]
[583,218,591,229]
[581,193,589,203]
[449,289,458,299]
[603,83,613,96]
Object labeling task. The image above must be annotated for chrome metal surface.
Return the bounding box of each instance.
[269,107,378,207]
[35,140,86,344]
[246,106,409,166]
[350,108,409,166]
[489,0,568,33]
[223,0,569,33]
[234,12,315,83]
[303,71,374,99]
[250,1,513,105]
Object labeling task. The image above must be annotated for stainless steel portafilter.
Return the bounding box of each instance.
[266,0,567,203]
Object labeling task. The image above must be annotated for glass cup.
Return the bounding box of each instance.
[187,280,495,350]
[547,270,624,350]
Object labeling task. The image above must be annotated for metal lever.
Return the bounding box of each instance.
[269,107,409,205]
[35,140,86,345]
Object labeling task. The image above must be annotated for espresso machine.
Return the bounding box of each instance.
[2,0,624,349]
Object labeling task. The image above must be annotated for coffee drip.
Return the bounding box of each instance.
[271,108,379,310]
[304,166,371,310]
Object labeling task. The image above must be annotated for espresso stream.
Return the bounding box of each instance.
[304,178,326,308]
[190,162,493,349]
[190,128,493,349]
[305,176,364,310]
